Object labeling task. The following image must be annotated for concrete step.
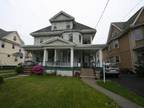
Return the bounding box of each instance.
[80,68,96,78]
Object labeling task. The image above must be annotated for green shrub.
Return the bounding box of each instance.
[15,64,24,74]
[0,76,4,84]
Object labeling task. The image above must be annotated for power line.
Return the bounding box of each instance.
[95,0,110,28]
[122,0,143,20]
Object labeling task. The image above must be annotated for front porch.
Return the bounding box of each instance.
[25,48,101,76]
[30,48,99,68]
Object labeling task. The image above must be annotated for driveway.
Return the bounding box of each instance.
[113,74,144,97]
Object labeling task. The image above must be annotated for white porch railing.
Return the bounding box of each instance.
[37,61,80,67]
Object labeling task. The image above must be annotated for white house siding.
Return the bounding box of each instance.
[0,32,24,66]
[3,32,23,45]
[51,21,73,30]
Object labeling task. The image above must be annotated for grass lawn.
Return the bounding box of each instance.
[0,76,120,108]
[97,80,144,107]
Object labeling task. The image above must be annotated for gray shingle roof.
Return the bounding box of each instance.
[113,7,143,30]
[107,7,144,44]
[0,28,13,39]
[31,21,95,34]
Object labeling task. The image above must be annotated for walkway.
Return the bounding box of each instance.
[5,74,29,80]
[82,78,143,108]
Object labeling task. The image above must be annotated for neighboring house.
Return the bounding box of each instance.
[23,11,105,76]
[0,29,25,66]
[102,7,144,72]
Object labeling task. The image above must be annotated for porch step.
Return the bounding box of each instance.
[23,67,32,74]
[80,68,96,78]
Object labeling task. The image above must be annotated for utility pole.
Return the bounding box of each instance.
[103,62,106,83]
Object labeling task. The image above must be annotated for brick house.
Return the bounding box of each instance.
[102,7,144,72]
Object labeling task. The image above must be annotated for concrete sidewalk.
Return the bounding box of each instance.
[5,74,29,80]
[82,78,143,108]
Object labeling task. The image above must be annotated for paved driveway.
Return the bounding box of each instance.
[113,74,144,97]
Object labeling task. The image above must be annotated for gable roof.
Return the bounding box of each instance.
[50,11,74,22]
[42,37,76,46]
[112,7,144,31]
[107,6,144,43]
[0,28,24,44]
[31,21,96,35]
[0,28,13,39]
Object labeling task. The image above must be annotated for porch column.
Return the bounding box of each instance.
[70,48,74,67]
[43,49,47,66]
[91,36,93,44]
[54,49,57,62]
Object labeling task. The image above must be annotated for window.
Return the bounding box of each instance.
[20,55,23,59]
[115,56,120,63]
[1,42,5,48]
[13,36,16,41]
[69,33,73,42]
[53,26,57,30]
[66,25,70,29]
[8,54,10,57]
[12,44,15,49]
[114,40,119,48]
[15,58,18,62]
[19,49,21,52]
[108,44,111,51]
[40,38,43,43]
[79,35,81,43]
[83,39,90,44]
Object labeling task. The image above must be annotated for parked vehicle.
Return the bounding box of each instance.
[104,63,120,77]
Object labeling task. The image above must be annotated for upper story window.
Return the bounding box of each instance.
[69,33,73,42]
[19,49,21,52]
[108,44,111,51]
[132,29,144,41]
[13,36,16,41]
[66,25,70,29]
[40,38,43,43]
[79,35,81,43]
[1,42,5,48]
[53,26,57,30]
[83,39,90,44]
[7,54,10,57]
[12,44,15,49]
[114,40,119,48]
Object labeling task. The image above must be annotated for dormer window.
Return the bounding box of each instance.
[66,25,70,29]
[13,36,16,41]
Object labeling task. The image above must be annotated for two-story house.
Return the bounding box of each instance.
[102,7,144,72]
[0,29,25,66]
[23,11,105,76]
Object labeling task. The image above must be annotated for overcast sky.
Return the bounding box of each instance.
[0,0,144,45]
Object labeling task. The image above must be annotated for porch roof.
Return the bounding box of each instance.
[23,44,105,50]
